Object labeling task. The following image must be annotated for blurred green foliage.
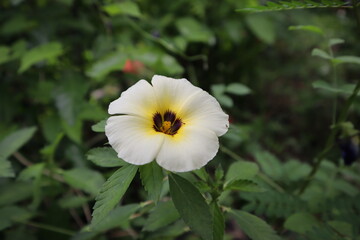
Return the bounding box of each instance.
[1,0,360,239]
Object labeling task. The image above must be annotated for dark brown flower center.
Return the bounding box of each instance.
[153,110,183,135]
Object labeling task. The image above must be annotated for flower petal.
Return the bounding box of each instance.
[179,90,229,136]
[155,126,219,172]
[108,80,157,118]
[151,75,202,113]
[105,115,164,165]
[151,75,229,136]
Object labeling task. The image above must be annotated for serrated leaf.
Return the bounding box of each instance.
[0,182,33,206]
[19,42,63,73]
[139,161,164,204]
[58,195,90,209]
[91,120,106,133]
[311,48,332,60]
[87,147,126,167]
[230,210,282,240]
[90,204,140,232]
[103,2,142,17]
[237,0,348,13]
[0,206,33,231]
[143,201,180,232]
[224,179,265,192]
[17,163,45,209]
[288,25,324,35]
[226,161,259,182]
[210,201,224,240]
[91,164,138,226]
[284,212,320,234]
[0,126,37,159]
[169,173,213,240]
[0,158,14,178]
[226,83,252,96]
[255,151,283,180]
[62,168,105,196]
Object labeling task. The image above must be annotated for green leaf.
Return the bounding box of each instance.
[226,83,252,96]
[40,133,64,161]
[210,201,225,240]
[176,17,215,44]
[214,165,224,182]
[0,182,33,206]
[0,46,11,65]
[90,204,140,232]
[284,212,320,234]
[334,56,360,65]
[211,84,226,96]
[169,173,213,240]
[226,161,259,182]
[17,163,45,209]
[327,221,353,237]
[245,14,275,44]
[311,48,332,60]
[230,210,281,240]
[282,160,311,182]
[62,168,105,196]
[0,126,37,159]
[58,195,90,209]
[19,42,63,73]
[143,201,180,232]
[103,2,142,17]
[224,179,265,192]
[0,206,33,231]
[91,119,106,133]
[91,164,138,226]
[288,25,324,35]
[86,51,127,80]
[0,158,14,178]
[139,161,164,204]
[312,80,356,95]
[255,151,282,180]
[237,0,348,13]
[87,147,126,167]
[329,38,345,46]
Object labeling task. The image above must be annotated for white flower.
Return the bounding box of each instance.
[105,75,229,172]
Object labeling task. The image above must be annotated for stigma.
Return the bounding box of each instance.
[153,110,183,136]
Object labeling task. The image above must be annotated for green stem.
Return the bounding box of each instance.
[298,77,360,194]
[219,145,285,193]
[298,0,360,195]
[328,46,338,124]
[17,220,75,236]
[352,0,360,35]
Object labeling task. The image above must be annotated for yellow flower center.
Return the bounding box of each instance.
[153,110,183,136]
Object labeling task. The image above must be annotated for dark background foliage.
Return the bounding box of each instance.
[1,0,360,239]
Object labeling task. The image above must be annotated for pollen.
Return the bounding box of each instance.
[161,121,172,133]
[153,110,183,136]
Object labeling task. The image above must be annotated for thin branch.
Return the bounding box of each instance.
[16,220,76,236]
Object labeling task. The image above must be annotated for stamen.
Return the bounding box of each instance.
[152,110,183,136]
[161,121,172,133]
[153,112,163,131]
